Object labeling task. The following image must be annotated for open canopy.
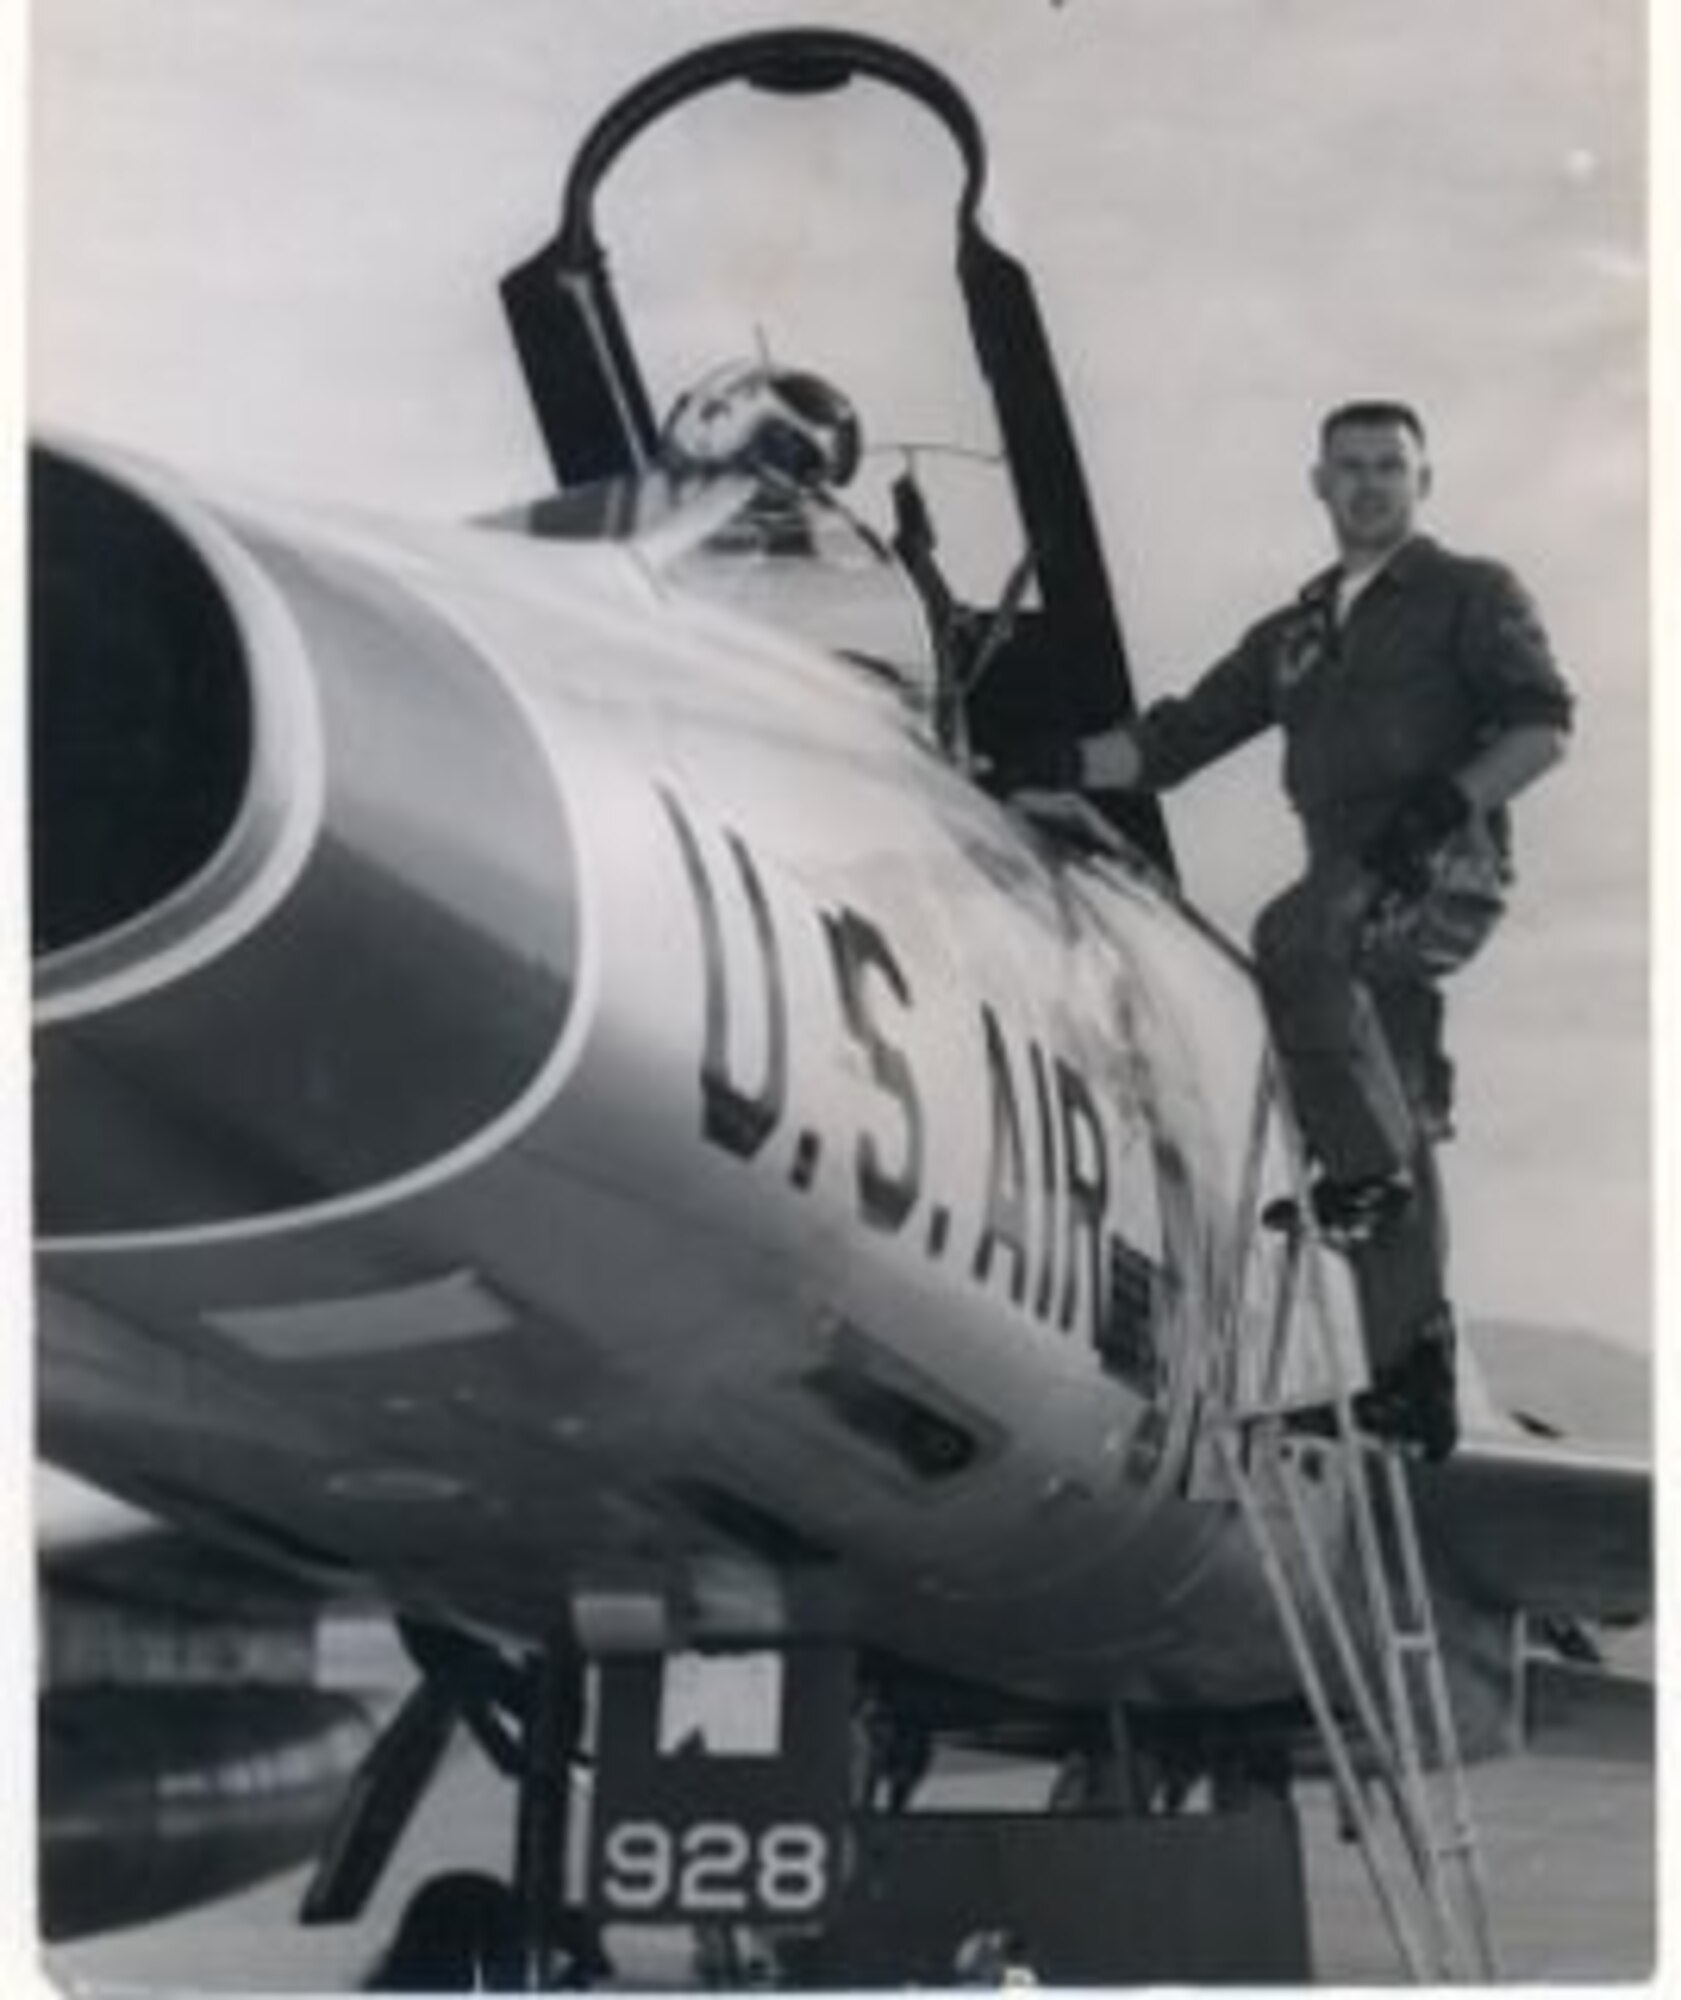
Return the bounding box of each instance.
[499,27,1176,879]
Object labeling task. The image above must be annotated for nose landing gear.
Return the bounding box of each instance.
[303,1621,608,1991]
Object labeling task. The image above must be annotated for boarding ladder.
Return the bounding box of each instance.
[1198,1049,1498,1983]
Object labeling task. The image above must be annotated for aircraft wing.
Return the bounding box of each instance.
[1415,1434,1650,1626]
[42,1484,356,1621]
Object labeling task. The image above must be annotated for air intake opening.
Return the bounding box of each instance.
[30,450,253,956]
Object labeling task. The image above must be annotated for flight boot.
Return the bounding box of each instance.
[1309,1170,1413,1245]
[1260,1169,1412,1249]
[1350,1319,1459,1463]
[1283,1316,1459,1463]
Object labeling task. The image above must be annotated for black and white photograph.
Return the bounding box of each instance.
[24,0,1652,1989]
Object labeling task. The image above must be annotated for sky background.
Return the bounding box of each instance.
[25,0,1649,1357]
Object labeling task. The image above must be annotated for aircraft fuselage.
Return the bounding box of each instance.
[36,443,1367,1715]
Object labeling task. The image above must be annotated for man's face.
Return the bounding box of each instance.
[1311,420,1431,555]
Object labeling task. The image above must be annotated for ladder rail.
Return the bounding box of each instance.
[1377,1450,1501,1976]
[1211,1430,1433,1982]
[1292,1249,1470,1967]
[1292,1212,1495,1979]
[1279,1433,1484,1973]
[1207,1049,1499,1982]
[1265,1442,1435,1869]
[1230,1420,1472,1974]
[1255,1222,1306,1413]
[1245,1166,1435,1862]
[1214,1052,1283,1412]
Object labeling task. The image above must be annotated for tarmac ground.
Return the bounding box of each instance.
[44,1732,1655,1991]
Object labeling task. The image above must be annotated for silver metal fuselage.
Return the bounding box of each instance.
[36,446,1366,1714]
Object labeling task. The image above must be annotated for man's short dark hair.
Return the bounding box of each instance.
[1319,400,1428,452]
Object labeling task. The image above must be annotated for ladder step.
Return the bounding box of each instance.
[1222,1398,1359,1430]
[1219,1401,1413,1448]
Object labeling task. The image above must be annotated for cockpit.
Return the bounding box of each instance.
[663,481,938,714]
[486,360,948,725]
[491,467,939,717]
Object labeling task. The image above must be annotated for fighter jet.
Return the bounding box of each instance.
[32,28,1648,1988]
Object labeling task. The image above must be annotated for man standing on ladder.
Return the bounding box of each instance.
[1001,401,1572,1459]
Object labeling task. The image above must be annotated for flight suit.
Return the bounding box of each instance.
[1134,536,1572,1368]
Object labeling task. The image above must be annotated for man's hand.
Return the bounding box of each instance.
[982,724,1144,798]
[1361,775,1472,896]
[1082,727,1145,789]
[983,733,1085,796]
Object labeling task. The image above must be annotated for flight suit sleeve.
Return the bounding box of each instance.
[1134,620,1280,790]
[1456,562,1575,736]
